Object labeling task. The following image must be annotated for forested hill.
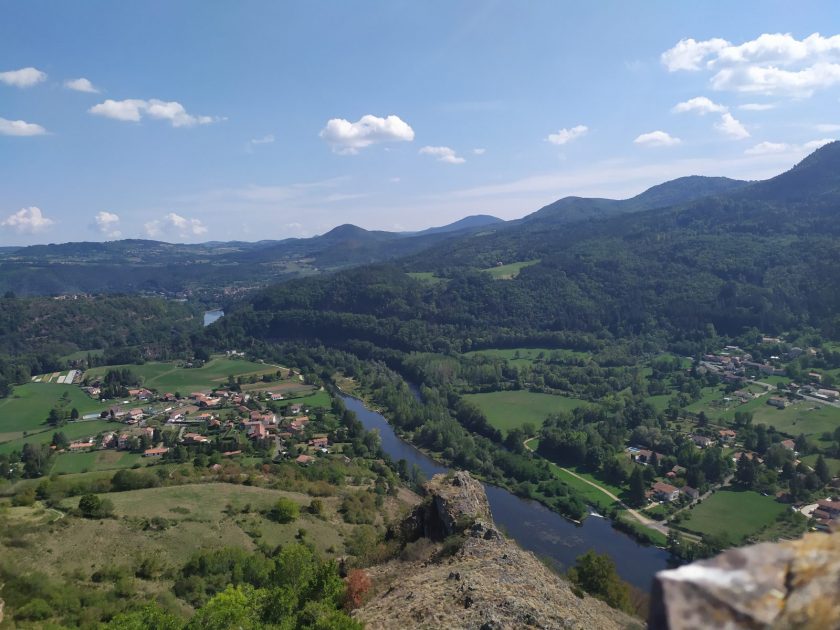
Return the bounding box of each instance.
[218,142,840,353]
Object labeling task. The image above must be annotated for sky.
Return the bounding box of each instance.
[2,1,840,245]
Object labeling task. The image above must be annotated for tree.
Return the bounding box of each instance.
[51,431,69,449]
[79,493,113,518]
[815,455,831,484]
[735,455,756,488]
[343,569,371,610]
[568,550,632,612]
[628,467,646,507]
[271,497,300,524]
[70,407,80,420]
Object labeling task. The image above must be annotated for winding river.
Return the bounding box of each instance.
[339,392,670,591]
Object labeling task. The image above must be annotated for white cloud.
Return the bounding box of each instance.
[319,114,414,154]
[419,146,465,164]
[64,77,99,93]
[744,138,833,155]
[715,112,750,139]
[815,123,840,132]
[739,103,775,111]
[1,206,54,233]
[89,98,218,127]
[0,67,47,88]
[250,134,275,145]
[94,211,121,238]
[634,130,681,147]
[672,96,726,114]
[145,213,207,239]
[661,38,730,71]
[0,117,47,136]
[144,220,161,238]
[546,125,588,145]
[472,148,486,155]
[663,33,840,96]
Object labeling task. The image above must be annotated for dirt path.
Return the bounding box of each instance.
[524,438,670,536]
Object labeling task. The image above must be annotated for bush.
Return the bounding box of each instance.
[78,494,114,519]
[270,498,300,524]
[343,569,371,610]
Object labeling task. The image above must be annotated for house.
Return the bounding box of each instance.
[128,408,144,420]
[691,435,713,448]
[780,439,797,451]
[101,432,116,448]
[652,482,680,503]
[289,404,303,415]
[222,450,242,457]
[308,436,329,448]
[270,392,284,401]
[681,486,700,501]
[296,454,314,466]
[117,433,131,450]
[183,432,210,444]
[143,447,169,457]
[68,440,95,451]
[248,423,268,439]
[818,389,840,401]
[289,416,310,432]
[767,397,788,409]
[808,372,823,383]
[718,429,737,443]
[732,451,759,463]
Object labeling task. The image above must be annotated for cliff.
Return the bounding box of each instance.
[651,529,840,629]
[356,471,638,629]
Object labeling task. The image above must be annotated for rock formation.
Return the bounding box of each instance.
[650,529,840,629]
[356,471,639,629]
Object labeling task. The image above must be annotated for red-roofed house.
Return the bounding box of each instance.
[652,482,680,502]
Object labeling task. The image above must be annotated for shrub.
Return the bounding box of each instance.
[343,569,371,610]
[270,498,300,524]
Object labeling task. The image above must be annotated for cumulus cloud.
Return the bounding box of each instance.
[634,131,681,147]
[319,114,414,154]
[94,211,121,238]
[146,213,207,239]
[546,125,588,145]
[89,99,218,127]
[0,117,47,136]
[0,67,47,88]
[419,146,465,164]
[1,206,54,233]
[739,103,776,111]
[715,112,750,139]
[672,96,726,114]
[663,33,840,96]
[64,77,99,93]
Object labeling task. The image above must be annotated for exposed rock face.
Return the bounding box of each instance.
[357,471,638,630]
[650,530,840,629]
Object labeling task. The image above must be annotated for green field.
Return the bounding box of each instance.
[801,454,840,476]
[677,488,787,544]
[464,347,589,368]
[292,388,332,408]
[463,390,590,434]
[482,259,540,280]
[84,356,279,393]
[720,397,840,437]
[0,383,111,439]
[406,271,447,285]
[51,450,146,474]
[0,419,116,455]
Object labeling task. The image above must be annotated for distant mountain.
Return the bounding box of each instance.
[520,175,749,228]
[410,214,504,236]
[737,140,840,202]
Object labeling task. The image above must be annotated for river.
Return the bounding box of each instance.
[338,392,670,591]
[203,309,224,326]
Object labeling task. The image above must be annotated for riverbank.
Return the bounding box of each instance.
[334,385,670,590]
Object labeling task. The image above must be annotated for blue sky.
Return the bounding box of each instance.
[2,1,840,244]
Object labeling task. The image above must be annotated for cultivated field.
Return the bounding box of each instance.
[462,390,589,434]
[50,450,146,474]
[84,356,280,393]
[677,488,786,544]
[0,383,111,440]
[0,419,116,455]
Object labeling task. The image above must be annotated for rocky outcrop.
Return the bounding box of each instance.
[650,530,840,629]
[357,471,638,630]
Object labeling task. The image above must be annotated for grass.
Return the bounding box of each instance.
[290,389,332,408]
[481,259,540,279]
[551,466,618,512]
[51,450,146,474]
[462,390,590,434]
[464,347,589,368]
[0,419,117,455]
[677,488,787,545]
[84,356,279,393]
[406,271,447,285]
[801,454,840,476]
[0,382,111,436]
[720,397,840,437]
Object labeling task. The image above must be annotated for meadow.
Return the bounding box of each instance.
[676,488,787,544]
[0,383,111,438]
[84,356,280,393]
[0,419,116,455]
[50,450,146,474]
[462,390,590,434]
[464,347,590,368]
[481,259,540,279]
[719,397,840,437]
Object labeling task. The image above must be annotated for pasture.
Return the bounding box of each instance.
[677,488,786,544]
[482,259,540,279]
[84,356,280,393]
[0,419,116,455]
[462,390,589,434]
[0,383,110,439]
[51,450,145,474]
[720,397,840,437]
[464,347,589,368]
